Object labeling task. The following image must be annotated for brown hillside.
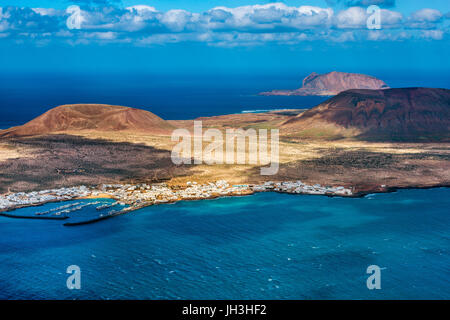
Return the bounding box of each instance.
[0,104,174,138]
[282,87,450,141]
[261,71,389,96]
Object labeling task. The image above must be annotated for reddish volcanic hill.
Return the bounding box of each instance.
[261,71,389,96]
[282,88,450,141]
[301,71,389,92]
[0,104,174,138]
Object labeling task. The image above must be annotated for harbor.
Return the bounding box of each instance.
[0,180,353,225]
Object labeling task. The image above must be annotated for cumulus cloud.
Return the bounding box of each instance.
[379,8,403,27]
[84,31,117,39]
[334,7,367,28]
[421,29,443,40]
[326,0,395,7]
[0,6,63,33]
[126,5,156,13]
[160,9,197,32]
[0,8,9,32]
[367,29,410,41]
[0,3,445,46]
[411,8,442,22]
[201,4,334,32]
[407,8,443,29]
[70,0,122,6]
[334,6,402,29]
[332,31,355,42]
[31,8,62,16]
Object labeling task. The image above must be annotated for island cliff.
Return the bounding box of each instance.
[260,71,389,96]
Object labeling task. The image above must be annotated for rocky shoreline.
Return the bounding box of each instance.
[1,180,448,226]
[0,180,351,217]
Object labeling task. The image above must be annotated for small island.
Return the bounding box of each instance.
[260,71,389,96]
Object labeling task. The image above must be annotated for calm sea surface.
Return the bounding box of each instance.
[1,71,449,128]
[0,72,449,299]
[0,189,449,299]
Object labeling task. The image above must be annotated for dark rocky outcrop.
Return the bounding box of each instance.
[282,87,450,141]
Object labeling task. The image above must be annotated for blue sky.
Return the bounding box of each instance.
[0,1,449,73]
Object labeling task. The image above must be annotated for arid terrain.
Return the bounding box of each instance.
[0,87,449,195]
[282,87,450,141]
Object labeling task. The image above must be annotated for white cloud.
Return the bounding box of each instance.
[31,8,61,16]
[208,31,310,47]
[327,0,395,6]
[407,9,443,29]
[0,7,7,19]
[160,9,198,32]
[138,33,187,45]
[0,7,10,32]
[367,30,410,41]
[0,19,8,33]
[0,3,446,46]
[125,5,157,13]
[137,30,311,47]
[203,4,333,31]
[334,7,402,29]
[332,31,355,41]
[380,9,403,27]
[113,7,159,32]
[84,31,117,39]
[334,7,367,28]
[411,9,442,22]
[421,29,443,40]
[54,29,73,37]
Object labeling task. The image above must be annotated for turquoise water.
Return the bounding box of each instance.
[0,189,449,300]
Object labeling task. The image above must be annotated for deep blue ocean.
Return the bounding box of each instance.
[0,189,449,300]
[0,71,449,299]
[0,70,449,128]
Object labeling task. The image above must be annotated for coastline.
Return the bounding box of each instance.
[1,181,449,226]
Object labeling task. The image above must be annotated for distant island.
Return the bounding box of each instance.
[260,71,389,96]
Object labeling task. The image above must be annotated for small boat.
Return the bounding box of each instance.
[96,204,111,210]
[35,210,50,216]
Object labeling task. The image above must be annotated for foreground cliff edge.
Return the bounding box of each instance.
[0,87,449,219]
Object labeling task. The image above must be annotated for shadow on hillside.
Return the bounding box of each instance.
[0,134,192,193]
[245,147,450,192]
